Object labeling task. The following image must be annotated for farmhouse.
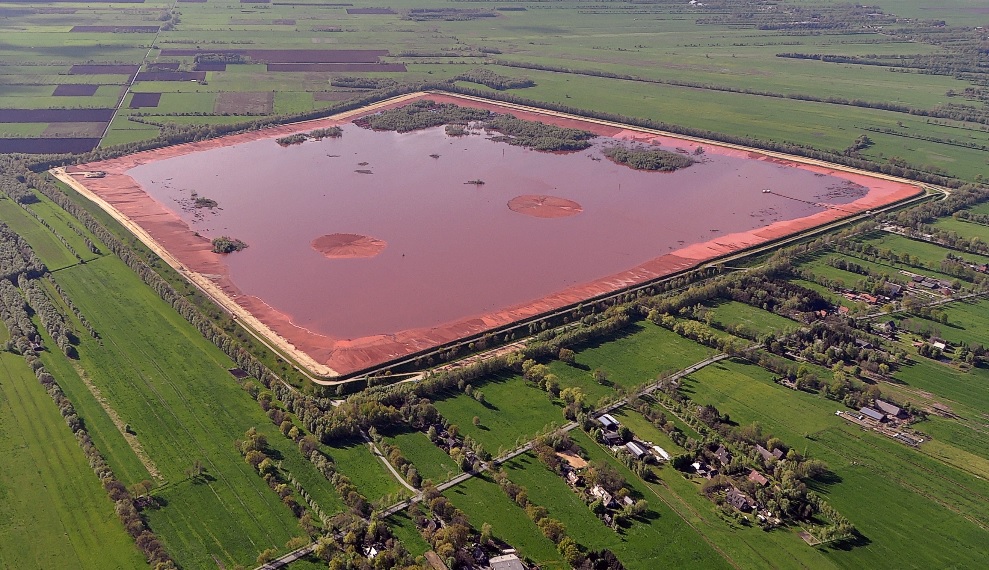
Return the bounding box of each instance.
[591,485,617,508]
[726,488,754,512]
[875,399,905,418]
[598,414,620,431]
[566,470,583,487]
[490,553,527,570]
[860,407,887,422]
[602,431,624,446]
[714,445,732,466]
[748,469,769,486]
[626,441,647,459]
[755,444,784,462]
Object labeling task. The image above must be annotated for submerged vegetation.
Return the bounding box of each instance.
[484,114,595,151]
[211,236,247,254]
[455,68,535,91]
[603,146,696,172]
[275,127,342,146]
[358,100,595,151]
[357,100,493,133]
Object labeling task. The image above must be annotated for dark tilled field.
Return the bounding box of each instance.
[52,84,99,96]
[158,48,387,63]
[135,71,206,82]
[266,63,406,72]
[346,8,395,14]
[0,109,114,122]
[0,138,100,153]
[69,64,140,75]
[71,25,158,33]
[129,92,162,108]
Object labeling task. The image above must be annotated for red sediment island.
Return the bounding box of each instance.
[312,233,386,259]
[508,195,583,218]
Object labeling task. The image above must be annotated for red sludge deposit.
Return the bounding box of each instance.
[63,93,922,378]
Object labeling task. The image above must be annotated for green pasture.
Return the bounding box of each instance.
[932,216,989,243]
[324,440,403,503]
[545,321,715,403]
[50,258,309,569]
[385,430,459,484]
[0,351,148,570]
[433,374,566,454]
[705,300,800,337]
[443,474,566,569]
[0,202,342,569]
[858,232,989,269]
[386,511,431,558]
[892,357,989,416]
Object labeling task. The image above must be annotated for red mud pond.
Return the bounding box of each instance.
[69,94,921,376]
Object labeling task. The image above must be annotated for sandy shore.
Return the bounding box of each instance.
[55,91,924,380]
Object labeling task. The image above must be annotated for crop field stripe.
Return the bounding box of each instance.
[0,352,148,569]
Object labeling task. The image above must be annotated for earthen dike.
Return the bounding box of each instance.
[53,92,925,382]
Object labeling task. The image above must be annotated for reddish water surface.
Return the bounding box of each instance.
[72,94,921,375]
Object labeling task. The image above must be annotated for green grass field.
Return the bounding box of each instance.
[324,440,403,503]
[434,374,566,454]
[932,216,989,244]
[546,322,716,404]
[0,351,148,570]
[443,474,566,569]
[385,429,459,484]
[706,300,800,337]
[2,205,342,568]
[0,196,81,271]
[387,510,431,558]
[49,258,310,569]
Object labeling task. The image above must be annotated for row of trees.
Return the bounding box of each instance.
[0,219,46,282]
[18,274,76,357]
